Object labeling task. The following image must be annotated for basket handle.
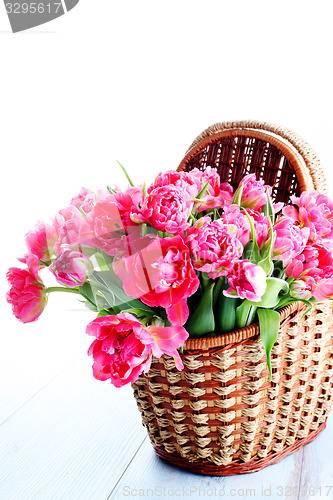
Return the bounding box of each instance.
[185,120,328,194]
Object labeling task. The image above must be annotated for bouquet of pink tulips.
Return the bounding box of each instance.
[6,164,333,385]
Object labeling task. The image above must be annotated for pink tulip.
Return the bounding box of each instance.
[53,206,91,255]
[190,167,233,211]
[313,272,333,301]
[286,242,333,281]
[147,170,198,199]
[113,234,199,325]
[283,191,333,246]
[25,222,57,262]
[130,185,192,235]
[70,187,110,214]
[238,174,270,210]
[224,260,267,302]
[273,216,309,267]
[85,196,126,255]
[186,217,243,279]
[6,254,47,323]
[289,278,316,301]
[86,313,188,387]
[49,249,93,288]
[221,204,270,248]
[286,242,333,300]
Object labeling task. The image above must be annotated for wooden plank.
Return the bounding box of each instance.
[0,295,95,424]
[298,416,333,500]
[109,430,306,499]
[0,357,146,500]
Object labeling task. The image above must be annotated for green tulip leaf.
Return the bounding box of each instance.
[246,277,289,308]
[216,293,238,333]
[257,308,280,380]
[185,283,215,337]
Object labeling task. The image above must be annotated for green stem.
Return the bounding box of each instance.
[213,276,226,307]
[117,161,135,187]
[46,287,82,295]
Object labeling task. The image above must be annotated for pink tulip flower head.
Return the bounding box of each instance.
[283,191,333,247]
[49,249,93,288]
[6,254,47,323]
[224,260,267,302]
[186,217,243,279]
[86,313,188,387]
[130,185,193,235]
[273,216,310,267]
[113,234,199,326]
[25,221,58,262]
[238,174,270,211]
[53,205,92,255]
[190,167,233,212]
[70,187,110,214]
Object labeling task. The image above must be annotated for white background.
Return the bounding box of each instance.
[0,0,332,492]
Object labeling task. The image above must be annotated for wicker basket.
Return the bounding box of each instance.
[132,121,333,475]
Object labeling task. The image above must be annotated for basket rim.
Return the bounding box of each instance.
[183,301,306,351]
[177,120,328,195]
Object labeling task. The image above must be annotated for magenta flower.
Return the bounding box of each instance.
[113,234,199,326]
[224,260,267,302]
[186,217,243,279]
[273,216,310,267]
[147,170,198,200]
[114,185,144,230]
[86,313,188,387]
[283,191,333,246]
[25,221,57,262]
[49,249,93,288]
[6,254,47,323]
[238,174,270,210]
[131,185,192,235]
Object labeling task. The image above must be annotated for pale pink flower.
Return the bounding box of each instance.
[313,270,333,301]
[113,234,199,326]
[85,196,127,255]
[53,206,91,255]
[190,167,233,211]
[238,174,270,210]
[25,222,57,262]
[289,278,315,301]
[70,187,110,214]
[186,217,243,278]
[6,254,47,323]
[283,191,333,246]
[86,313,188,387]
[286,242,333,280]
[224,260,267,302]
[147,167,232,214]
[49,249,93,288]
[286,242,333,300]
[130,185,192,235]
[221,204,270,248]
[273,216,310,267]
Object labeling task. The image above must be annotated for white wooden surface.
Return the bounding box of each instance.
[1,298,333,500]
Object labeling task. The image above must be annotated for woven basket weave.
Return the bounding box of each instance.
[132,121,333,475]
